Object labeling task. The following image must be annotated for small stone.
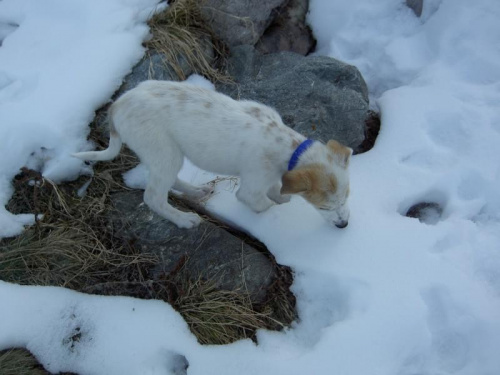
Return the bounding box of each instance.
[406,202,443,225]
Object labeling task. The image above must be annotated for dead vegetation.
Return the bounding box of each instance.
[153,256,293,345]
[1,135,153,291]
[146,0,229,82]
[0,349,50,375]
[0,349,75,375]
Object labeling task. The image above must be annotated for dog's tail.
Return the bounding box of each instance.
[72,111,122,162]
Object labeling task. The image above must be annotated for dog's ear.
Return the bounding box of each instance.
[327,140,352,168]
[281,169,310,195]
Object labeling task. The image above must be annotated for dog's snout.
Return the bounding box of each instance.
[335,220,348,229]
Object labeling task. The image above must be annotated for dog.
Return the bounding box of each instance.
[73,80,352,229]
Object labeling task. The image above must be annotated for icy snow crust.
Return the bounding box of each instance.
[1,0,500,374]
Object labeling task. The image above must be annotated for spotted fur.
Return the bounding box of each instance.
[73,81,352,228]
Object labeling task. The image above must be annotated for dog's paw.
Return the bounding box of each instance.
[190,184,214,200]
[236,189,275,212]
[175,212,202,229]
[251,198,275,213]
[270,194,291,204]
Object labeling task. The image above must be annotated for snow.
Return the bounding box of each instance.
[1,0,500,375]
[0,0,160,237]
[0,281,197,374]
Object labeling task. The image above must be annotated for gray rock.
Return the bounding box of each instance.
[406,202,443,225]
[256,0,315,55]
[110,190,278,304]
[119,51,184,94]
[217,46,369,149]
[406,0,423,17]
[199,0,286,47]
[119,36,214,94]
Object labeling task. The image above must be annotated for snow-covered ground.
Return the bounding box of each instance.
[2,0,500,374]
[0,0,159,236]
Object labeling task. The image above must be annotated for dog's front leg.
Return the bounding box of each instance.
[236,176,275,212]
[267,183,291,204]
[144,173,202,229]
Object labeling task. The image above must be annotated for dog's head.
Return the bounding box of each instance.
[281,140,352,228]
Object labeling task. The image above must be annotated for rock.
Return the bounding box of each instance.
[110,190,279,304]
[406,0,423,17]
[119,51,183,94]
[199,0,286,47]
[217,46,369,149]
[406,202,443,225]
[256,0,315,55]
[119,36,214,94]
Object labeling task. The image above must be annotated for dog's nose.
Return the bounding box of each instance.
[335,220,348,229]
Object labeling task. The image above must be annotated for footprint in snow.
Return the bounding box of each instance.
[0,21,18,46]
[0,73,36,102]
[421,286,471,373]
[424,111,471,151]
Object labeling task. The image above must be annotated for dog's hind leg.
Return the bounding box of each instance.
[144,175,202,229]
[173,178,214,200]
[142,150,202,229]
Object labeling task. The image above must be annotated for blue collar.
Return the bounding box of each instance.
[288,139,315,171]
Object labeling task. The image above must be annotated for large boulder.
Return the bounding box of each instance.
[110,190,283,304]
[217,46,369,149]
[199,0,287,47]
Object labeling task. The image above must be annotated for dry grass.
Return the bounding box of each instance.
[178,281,273,345]
[0,125,156,290]
[146,0,229,82]
[0,349,46,375]
[0,107,146,290]
[0,349,75,375]
[155,257,293,345]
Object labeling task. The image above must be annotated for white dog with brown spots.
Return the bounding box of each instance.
[73,80,352,229]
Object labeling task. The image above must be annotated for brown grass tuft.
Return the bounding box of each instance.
[146,0,229,82]
[152,256,294,345]
[0,164,158,291]
[0,348,75,375]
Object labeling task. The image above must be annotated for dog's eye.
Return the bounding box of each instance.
[319,207,329,211]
